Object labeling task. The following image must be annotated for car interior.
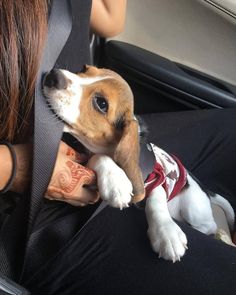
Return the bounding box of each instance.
[92,0,236,113]
[1,1,236,293]
[90,0,236,238]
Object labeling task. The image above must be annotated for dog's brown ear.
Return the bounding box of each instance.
[113,120,145,203]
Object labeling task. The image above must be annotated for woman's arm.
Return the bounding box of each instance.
[0,145,14,191]
[0,143,32,193]
[45,141,99,206]
[90,0,127,38]
[0,142,99,206]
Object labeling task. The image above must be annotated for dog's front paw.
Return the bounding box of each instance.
[98,165,133,209]
[87,154,133,209]
[148,221,188,262]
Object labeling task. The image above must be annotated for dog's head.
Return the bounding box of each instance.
[43,66,145,203]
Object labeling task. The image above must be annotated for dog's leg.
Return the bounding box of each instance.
[145,186,188,262]
[173,175,217,235]
[87,154,133,209]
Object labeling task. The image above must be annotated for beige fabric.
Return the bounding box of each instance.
[212,203,231,236]
[212,204,236,247]
[114,0,236,86]
[205,0,236,17]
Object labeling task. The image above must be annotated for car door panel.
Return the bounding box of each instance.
[102,40,236,114]
[114,0,236,88]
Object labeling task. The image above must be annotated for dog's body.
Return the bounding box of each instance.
[144,143,234,261]
[43,66,235,262]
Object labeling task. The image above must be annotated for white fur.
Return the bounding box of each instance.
[145,186,188,262]
[43,70,108,126]
[88,155,221,263]
[168,175,217,235]
[87,154,133,209]
[145,172,236,262]
[61,69,108,86]
[43,71,82,125]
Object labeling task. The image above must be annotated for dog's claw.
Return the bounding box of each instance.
[171,254,181,263]
[118,202,130,210]
[148,221,188,262]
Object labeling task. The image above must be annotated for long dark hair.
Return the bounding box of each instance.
[0,0,48,142]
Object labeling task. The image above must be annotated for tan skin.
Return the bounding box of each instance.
[90,0,127,37]
[45,142,99,206]
[0,0,126,205]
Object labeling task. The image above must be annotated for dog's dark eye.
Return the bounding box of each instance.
[93,94,108,114]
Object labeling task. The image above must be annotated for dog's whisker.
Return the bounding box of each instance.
[44,104,65,123]
[40,111,64,125]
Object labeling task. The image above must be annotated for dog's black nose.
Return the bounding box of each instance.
[44,69,67,90]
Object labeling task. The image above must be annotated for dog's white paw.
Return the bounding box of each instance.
[87,154,133,209]
[98,164,133,209]
[148,220,188,262]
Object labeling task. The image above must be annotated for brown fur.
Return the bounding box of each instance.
[45,66,145,203]
[74,67,145,202]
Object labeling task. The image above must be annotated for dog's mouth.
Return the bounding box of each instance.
[43,88,94,163]
[50,102,72,128]
[44,93,100,157]
[63,132,93,163]
[42,69,81,127]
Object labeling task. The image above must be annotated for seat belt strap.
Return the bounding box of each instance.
[19,0,72,282]
[0,272,30,295]
[28,0,72,236]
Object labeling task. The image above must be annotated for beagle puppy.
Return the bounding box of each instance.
[43,66,235,262]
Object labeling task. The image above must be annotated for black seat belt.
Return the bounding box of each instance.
[20,0,73,278]
[0,273,30,295]
[0,0,72,293]
[28,0,72,237]
[21,0,109,284]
